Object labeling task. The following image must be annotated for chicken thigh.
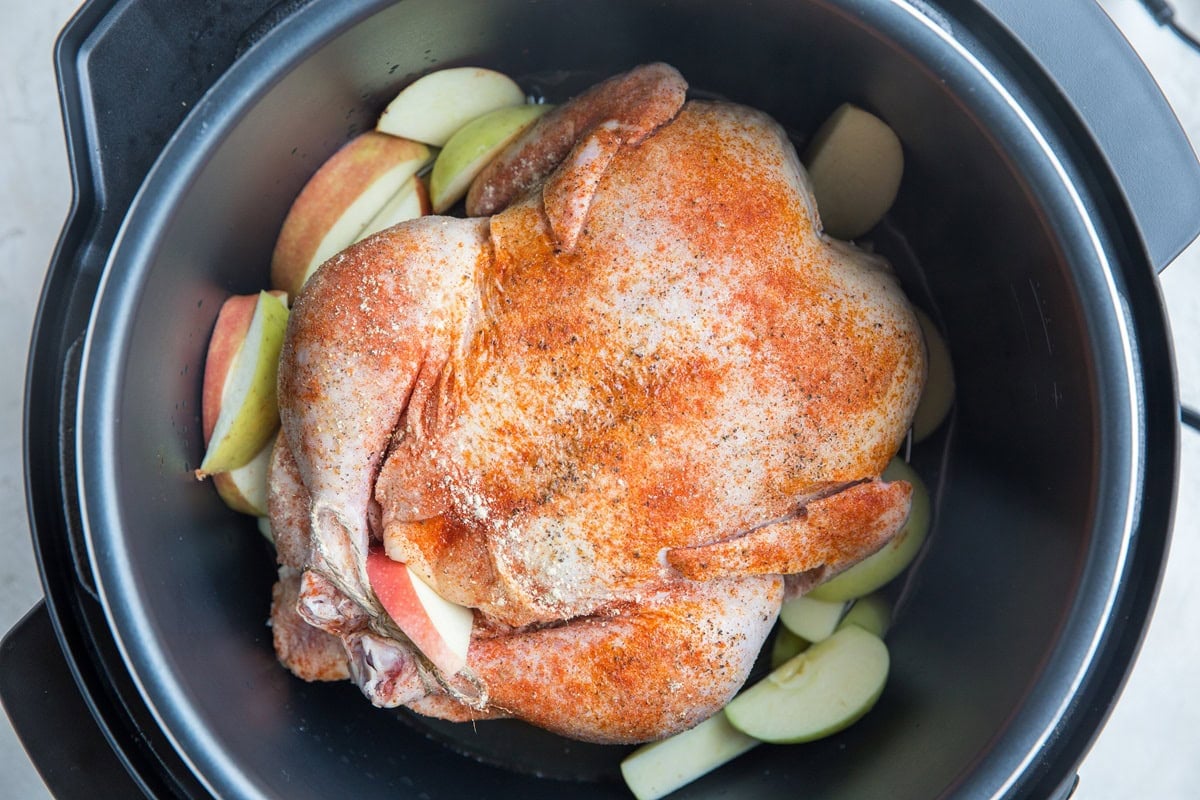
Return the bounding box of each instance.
[271,63,925,743]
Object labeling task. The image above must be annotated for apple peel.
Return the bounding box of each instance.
[366,548,474,677]
[197,291,289,476]
[201,293,257,444]
[270,132,431,297]
[807,457,930,602]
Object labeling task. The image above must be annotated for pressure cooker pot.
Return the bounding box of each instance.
[11,0,1200,798]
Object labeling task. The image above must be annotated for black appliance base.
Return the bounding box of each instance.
[0,603,143,799]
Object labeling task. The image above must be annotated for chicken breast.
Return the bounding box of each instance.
[270,63,925,743]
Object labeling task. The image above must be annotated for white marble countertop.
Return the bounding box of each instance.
[1,0,1197,797]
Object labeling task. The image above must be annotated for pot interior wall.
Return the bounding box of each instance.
[83,1,1139,797]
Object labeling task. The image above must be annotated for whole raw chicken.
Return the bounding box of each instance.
[267,63,926,744]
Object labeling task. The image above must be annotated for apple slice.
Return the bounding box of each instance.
[838,593,892,639]
[804,103,904,240]
[366,548,474,676]
[354,176,431,243]
[429,103,552,213]
[200,291,285,444]
[724,625,889,744]
[376,67,526,147]
[770,625,808,669]
[200,294,257,445]
[212,433,275,516]
[912,307,955,442]
[778,595,848,643]
[620,712,760,800]
[808,458,931,602]
[256,515,275,545]
[271,132,431,296]
[197,291,289,476]
[200,292,285,514]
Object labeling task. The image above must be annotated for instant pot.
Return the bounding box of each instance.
[4,0,1200,797]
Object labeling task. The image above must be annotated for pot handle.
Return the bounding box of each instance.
[54,0,315,270]
[973,0,1200,272]
[0,604,144,798]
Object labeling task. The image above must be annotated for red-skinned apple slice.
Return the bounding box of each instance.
[366,548,474,677]
[376,67,526,147]
[201,291,288,444]
[354,176,431,243]
[201,292,287,513]
[197,291,289,476]
[202,295,256,443]
[212,433,275,516]
[270,132,431,297]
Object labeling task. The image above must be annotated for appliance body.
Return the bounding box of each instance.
[7,1,1199,798]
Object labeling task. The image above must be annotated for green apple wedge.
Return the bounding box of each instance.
[377,67,527,147]
[804,103,904,240]
[197,291,289,476]
[621,712,759,800]
[808,458,931,602]
[778,595,848,643]
[770,625,808,668]
[837,593,892,639]
[200,292,286,514]
[724,625,889,744]
[911,307,955,442]
[430,103,552,213]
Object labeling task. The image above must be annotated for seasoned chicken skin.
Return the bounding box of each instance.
[270,64,925,744]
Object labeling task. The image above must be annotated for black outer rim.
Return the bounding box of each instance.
[24,1,209,796]
[919,2,1180,795]
[22,0,285,795]
[26,0,1180,798]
